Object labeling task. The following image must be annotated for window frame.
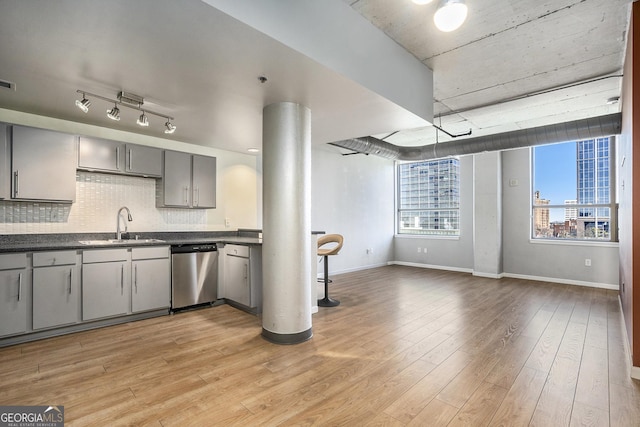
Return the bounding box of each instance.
[396,157,461,236]
[530,136,618,243]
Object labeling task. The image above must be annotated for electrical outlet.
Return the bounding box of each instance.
[417,247,421,253]
[225,218,230,227]
[584,258,591,267]
[423,248,427,254]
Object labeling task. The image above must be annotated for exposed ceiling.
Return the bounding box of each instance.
[0,0,631,155]
[346,0,630,147]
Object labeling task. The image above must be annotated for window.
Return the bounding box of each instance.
[397,158,460,235]
[532,137,616,241]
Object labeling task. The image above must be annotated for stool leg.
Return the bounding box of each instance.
[318,255,339,307]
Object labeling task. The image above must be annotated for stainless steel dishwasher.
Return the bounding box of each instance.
[171,243,218,310]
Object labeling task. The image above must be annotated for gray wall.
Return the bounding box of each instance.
[393,148,619,289]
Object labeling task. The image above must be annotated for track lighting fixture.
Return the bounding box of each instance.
[75,90,176,134]
[75,94,91,113]
[137,112,149,127]
[107,104,121,121]
[164,121,176,134]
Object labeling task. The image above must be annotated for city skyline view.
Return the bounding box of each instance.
[533,141,577,222]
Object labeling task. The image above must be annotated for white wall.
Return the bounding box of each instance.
[311,145,395,274]
[0,109,260,234]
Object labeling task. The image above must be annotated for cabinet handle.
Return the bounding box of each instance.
[68,268,73,294]
[134,264,138,293]
[184,186,189,204]
[116,146,120,170]
[244,264,248,280]
[120,264,124,295]
[195,187,200,207]
[13,171,18,197]
[128,149,132,171]
[17,273,22,301]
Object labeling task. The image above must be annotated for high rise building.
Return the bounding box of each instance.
[564,199,577,221]
[533,190,550,234]
[576,137,610,238]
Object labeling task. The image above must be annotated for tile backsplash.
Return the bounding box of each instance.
[0,171,208,234]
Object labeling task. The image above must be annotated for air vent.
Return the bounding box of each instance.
[0,79,16,91]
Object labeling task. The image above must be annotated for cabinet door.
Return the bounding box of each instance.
[12,126,77,202]
[225,255,250,306]
[192,155,216,208]
[125,144,162,177]
[33,265,79,329]
[77,136,124,173]
[0,123,9,200]
[0,269,29,337]
[161,151,192,207]
[132,258,170,312]
[82,261,130,321]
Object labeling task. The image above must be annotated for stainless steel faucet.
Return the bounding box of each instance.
[116,206,133,240]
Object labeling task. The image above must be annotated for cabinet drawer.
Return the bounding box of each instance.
[83,248,129,264]
[132,246,169,260]
[33,250,77,267]
[0,253,28,270]
[226,244,249,258]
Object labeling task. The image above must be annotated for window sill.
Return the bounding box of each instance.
[529,238,619,248]
[395,234,460,241]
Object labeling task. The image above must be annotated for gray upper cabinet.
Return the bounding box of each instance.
[158,151,216,208]
[0,124,9,200]
[192,154,216,208]
[78,136,162,177]
[11,125,77,202]
[125,144,162,177]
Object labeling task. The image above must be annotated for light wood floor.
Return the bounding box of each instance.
[1,265,639,426]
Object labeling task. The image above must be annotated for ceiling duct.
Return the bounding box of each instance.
[330,112,622,161]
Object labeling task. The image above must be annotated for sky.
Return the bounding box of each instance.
[533,141,577,221]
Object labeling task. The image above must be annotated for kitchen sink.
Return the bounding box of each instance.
[78,238,165,246]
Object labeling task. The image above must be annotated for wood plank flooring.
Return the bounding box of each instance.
[1,265,639,426]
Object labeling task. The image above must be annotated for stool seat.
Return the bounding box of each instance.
[317,234,343,307]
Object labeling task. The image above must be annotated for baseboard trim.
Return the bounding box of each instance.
[389,261,473,274]
[618,296,640,380]
[632,366,640,380]
[473,271,505,279]
[503,272,619,290]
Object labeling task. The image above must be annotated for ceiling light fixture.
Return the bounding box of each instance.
[75,93,91,113]
[606,96,620,105]
[433,0,468,32]
[75,89,176,133]
[164,120,176,134]
[107,104,121,121]
[137,112,149,127]
[412,0,433,4]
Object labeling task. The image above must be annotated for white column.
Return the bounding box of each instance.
[261,102,312,344]
[473,151,504,278]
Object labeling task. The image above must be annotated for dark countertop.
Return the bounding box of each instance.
[0,231,262,253]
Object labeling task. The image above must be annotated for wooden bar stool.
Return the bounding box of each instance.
[317,234,343,307]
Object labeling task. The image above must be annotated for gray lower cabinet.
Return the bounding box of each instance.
[131,247,170,313]
[11,125,77,202]
[32,251,80,330]
[0,253,30,337]
[82,249,130,321]
[224,244,262,309]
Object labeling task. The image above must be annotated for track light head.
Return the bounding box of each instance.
[137,112,149,127]
[107,105,121,121]
[164,121,176,134]
[75,96,91,113]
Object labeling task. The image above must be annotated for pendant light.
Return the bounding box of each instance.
[434,0,468,32]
